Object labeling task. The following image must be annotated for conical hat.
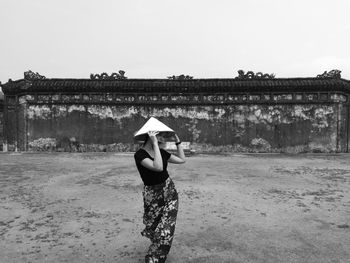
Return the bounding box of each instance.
[134,117,175,142]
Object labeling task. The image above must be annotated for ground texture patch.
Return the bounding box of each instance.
[0,152,349,262]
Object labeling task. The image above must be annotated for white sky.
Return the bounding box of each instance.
[1,0,350,86]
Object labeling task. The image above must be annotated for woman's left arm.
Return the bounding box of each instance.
[168,134,186,164]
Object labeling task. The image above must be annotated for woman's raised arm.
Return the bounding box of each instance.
[169,134,186,164]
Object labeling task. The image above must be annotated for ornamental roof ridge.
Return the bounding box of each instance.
[4,77,350,81]
[1,76,350,95]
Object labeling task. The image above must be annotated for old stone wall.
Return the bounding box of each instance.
[2,77,350,153]
[24,103,346,153]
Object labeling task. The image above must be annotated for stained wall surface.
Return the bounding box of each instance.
[25,103,347,153]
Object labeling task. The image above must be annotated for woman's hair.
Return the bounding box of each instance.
[142,134,149,147]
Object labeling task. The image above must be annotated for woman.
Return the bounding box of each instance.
[134,130,186,263]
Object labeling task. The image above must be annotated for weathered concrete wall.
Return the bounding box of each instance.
[5,99,17,151]
[2,76,350,152]
[25,103,344,153]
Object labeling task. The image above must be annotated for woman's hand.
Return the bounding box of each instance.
[148,131,159,145]
[174,134,181,144]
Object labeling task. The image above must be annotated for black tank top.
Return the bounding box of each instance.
[134,148,171,186]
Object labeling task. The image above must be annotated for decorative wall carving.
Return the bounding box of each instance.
[19,92,347,104]
[24,70,46,80]
[316,70,341,79]
[235,70,275,79]
[90,70,127,80]
[167,75,193,80]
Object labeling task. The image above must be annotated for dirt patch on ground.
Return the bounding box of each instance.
[0,152,349,262]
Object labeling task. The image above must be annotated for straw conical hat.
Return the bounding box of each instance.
[134,117,175,142]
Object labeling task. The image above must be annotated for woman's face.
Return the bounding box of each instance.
[156,134,166,149]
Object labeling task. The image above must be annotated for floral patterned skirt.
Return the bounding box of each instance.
[141,177,179,263]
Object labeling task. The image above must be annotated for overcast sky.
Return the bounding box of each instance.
[1,0,350,86]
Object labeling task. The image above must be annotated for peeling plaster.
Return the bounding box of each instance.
[260,113,273,124]
[293,106,309,120]
[27,104,337,130]
[313,108,332,130]
[254,109,261,117]
[53,105,69,118]
[19,96,26,104]
[27,105,52,119]
[247,114,258,123]
[28,104,141,121]
[24,102,341,152]
[187,119,201,142]
[86,105,139,120]
[87,106,114,119]
[214,108,226,118]
[150,107,227,120]
[151,107,211,119]
[68,105,85,113]
[233,113,245,124]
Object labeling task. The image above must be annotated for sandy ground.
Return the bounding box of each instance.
[0,152,349,263]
